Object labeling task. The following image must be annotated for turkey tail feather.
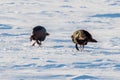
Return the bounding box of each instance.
[90,39,97,42]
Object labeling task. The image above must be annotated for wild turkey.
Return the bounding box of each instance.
[30,26,49,46]
[71,29,97,51]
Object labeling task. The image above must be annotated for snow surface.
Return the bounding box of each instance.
[0,0,120,80]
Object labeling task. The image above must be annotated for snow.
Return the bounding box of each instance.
[0,0,120,80]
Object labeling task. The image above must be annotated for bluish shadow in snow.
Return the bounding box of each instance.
[11,63,36,70]
[88,63,110,69]
[85,46,99,49]
[2,2,15,5]
[37,64,66,69]
[67,21,80,24]
[0,33,19,36]
[53,45,64,48]
[110,3,118,5]
[82,20,91,23]
[52,39,71,48]
[90,13,120,18]
[0,16,18,20]
[72,59,112,69]
[94,59,103,62]
[31,57,40,60]
[0,24,12,29]
[46,60,56,63]
[0,66,8,71]
[82,20,109,24]
[100,51,120,55]
[53,39,71,42]
[60,5,73,8]
[0,33,29,36]
[80,6,87,8]
[2,63,66,72]
[64,0,70,2]
[109,0,120,6]
[72,62,91,68]
[17,74,73,80]
[110,37,120,46]
[114,64,120,71]
[53,11,68,16]
[68,45,74,48]
[72,75,98,80]
[40,11,53,17]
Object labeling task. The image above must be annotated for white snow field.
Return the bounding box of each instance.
[0,0,120,80]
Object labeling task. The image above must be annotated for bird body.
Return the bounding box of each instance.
[30,26,49,46]
[71,30,97,51]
